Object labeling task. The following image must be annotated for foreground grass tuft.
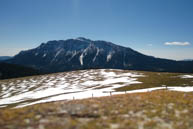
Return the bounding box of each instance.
[0,91,193,129]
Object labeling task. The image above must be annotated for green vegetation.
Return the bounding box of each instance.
[116,71,193,91]
[0,70,193,128]
[0,91,193,129]
[0,70,193,109]
[0,62,41,80]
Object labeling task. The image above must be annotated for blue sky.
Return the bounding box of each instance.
[0,0,193,60]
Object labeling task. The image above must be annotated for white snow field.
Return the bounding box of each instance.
[0,69,193,108]
[0,69,143,108]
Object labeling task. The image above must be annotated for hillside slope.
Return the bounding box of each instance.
[0,56,12,61]
[0,62,40,80]
[0,69,192,108]
[0,91,193,129]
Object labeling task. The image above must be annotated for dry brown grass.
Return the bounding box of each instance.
[116,71,193,91]
[0,90,193,129]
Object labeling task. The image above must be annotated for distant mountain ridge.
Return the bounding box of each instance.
[0,56,12,61]
[180,59,193,61]
[7,37,193,73]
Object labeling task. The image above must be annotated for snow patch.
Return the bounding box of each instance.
[107,53,112,62]
[93,48,100,62]
[79,54,84,66]
[0,69,143,108]
[76,37,90,43]
[55,49,63,58]
[68,51,77,61]
[43,53,47,57]
[169,86,193,92]
[1,69,193,109]
[181,75,193,79]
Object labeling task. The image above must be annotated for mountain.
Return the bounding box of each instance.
[180,59,193,61]
[0,62,41,80]
[7,37,193,73]
[0,56,12,61]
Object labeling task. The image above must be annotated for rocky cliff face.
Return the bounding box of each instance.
[7,37,193,73]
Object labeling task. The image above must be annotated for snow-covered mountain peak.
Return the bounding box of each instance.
[75,37,92,42]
